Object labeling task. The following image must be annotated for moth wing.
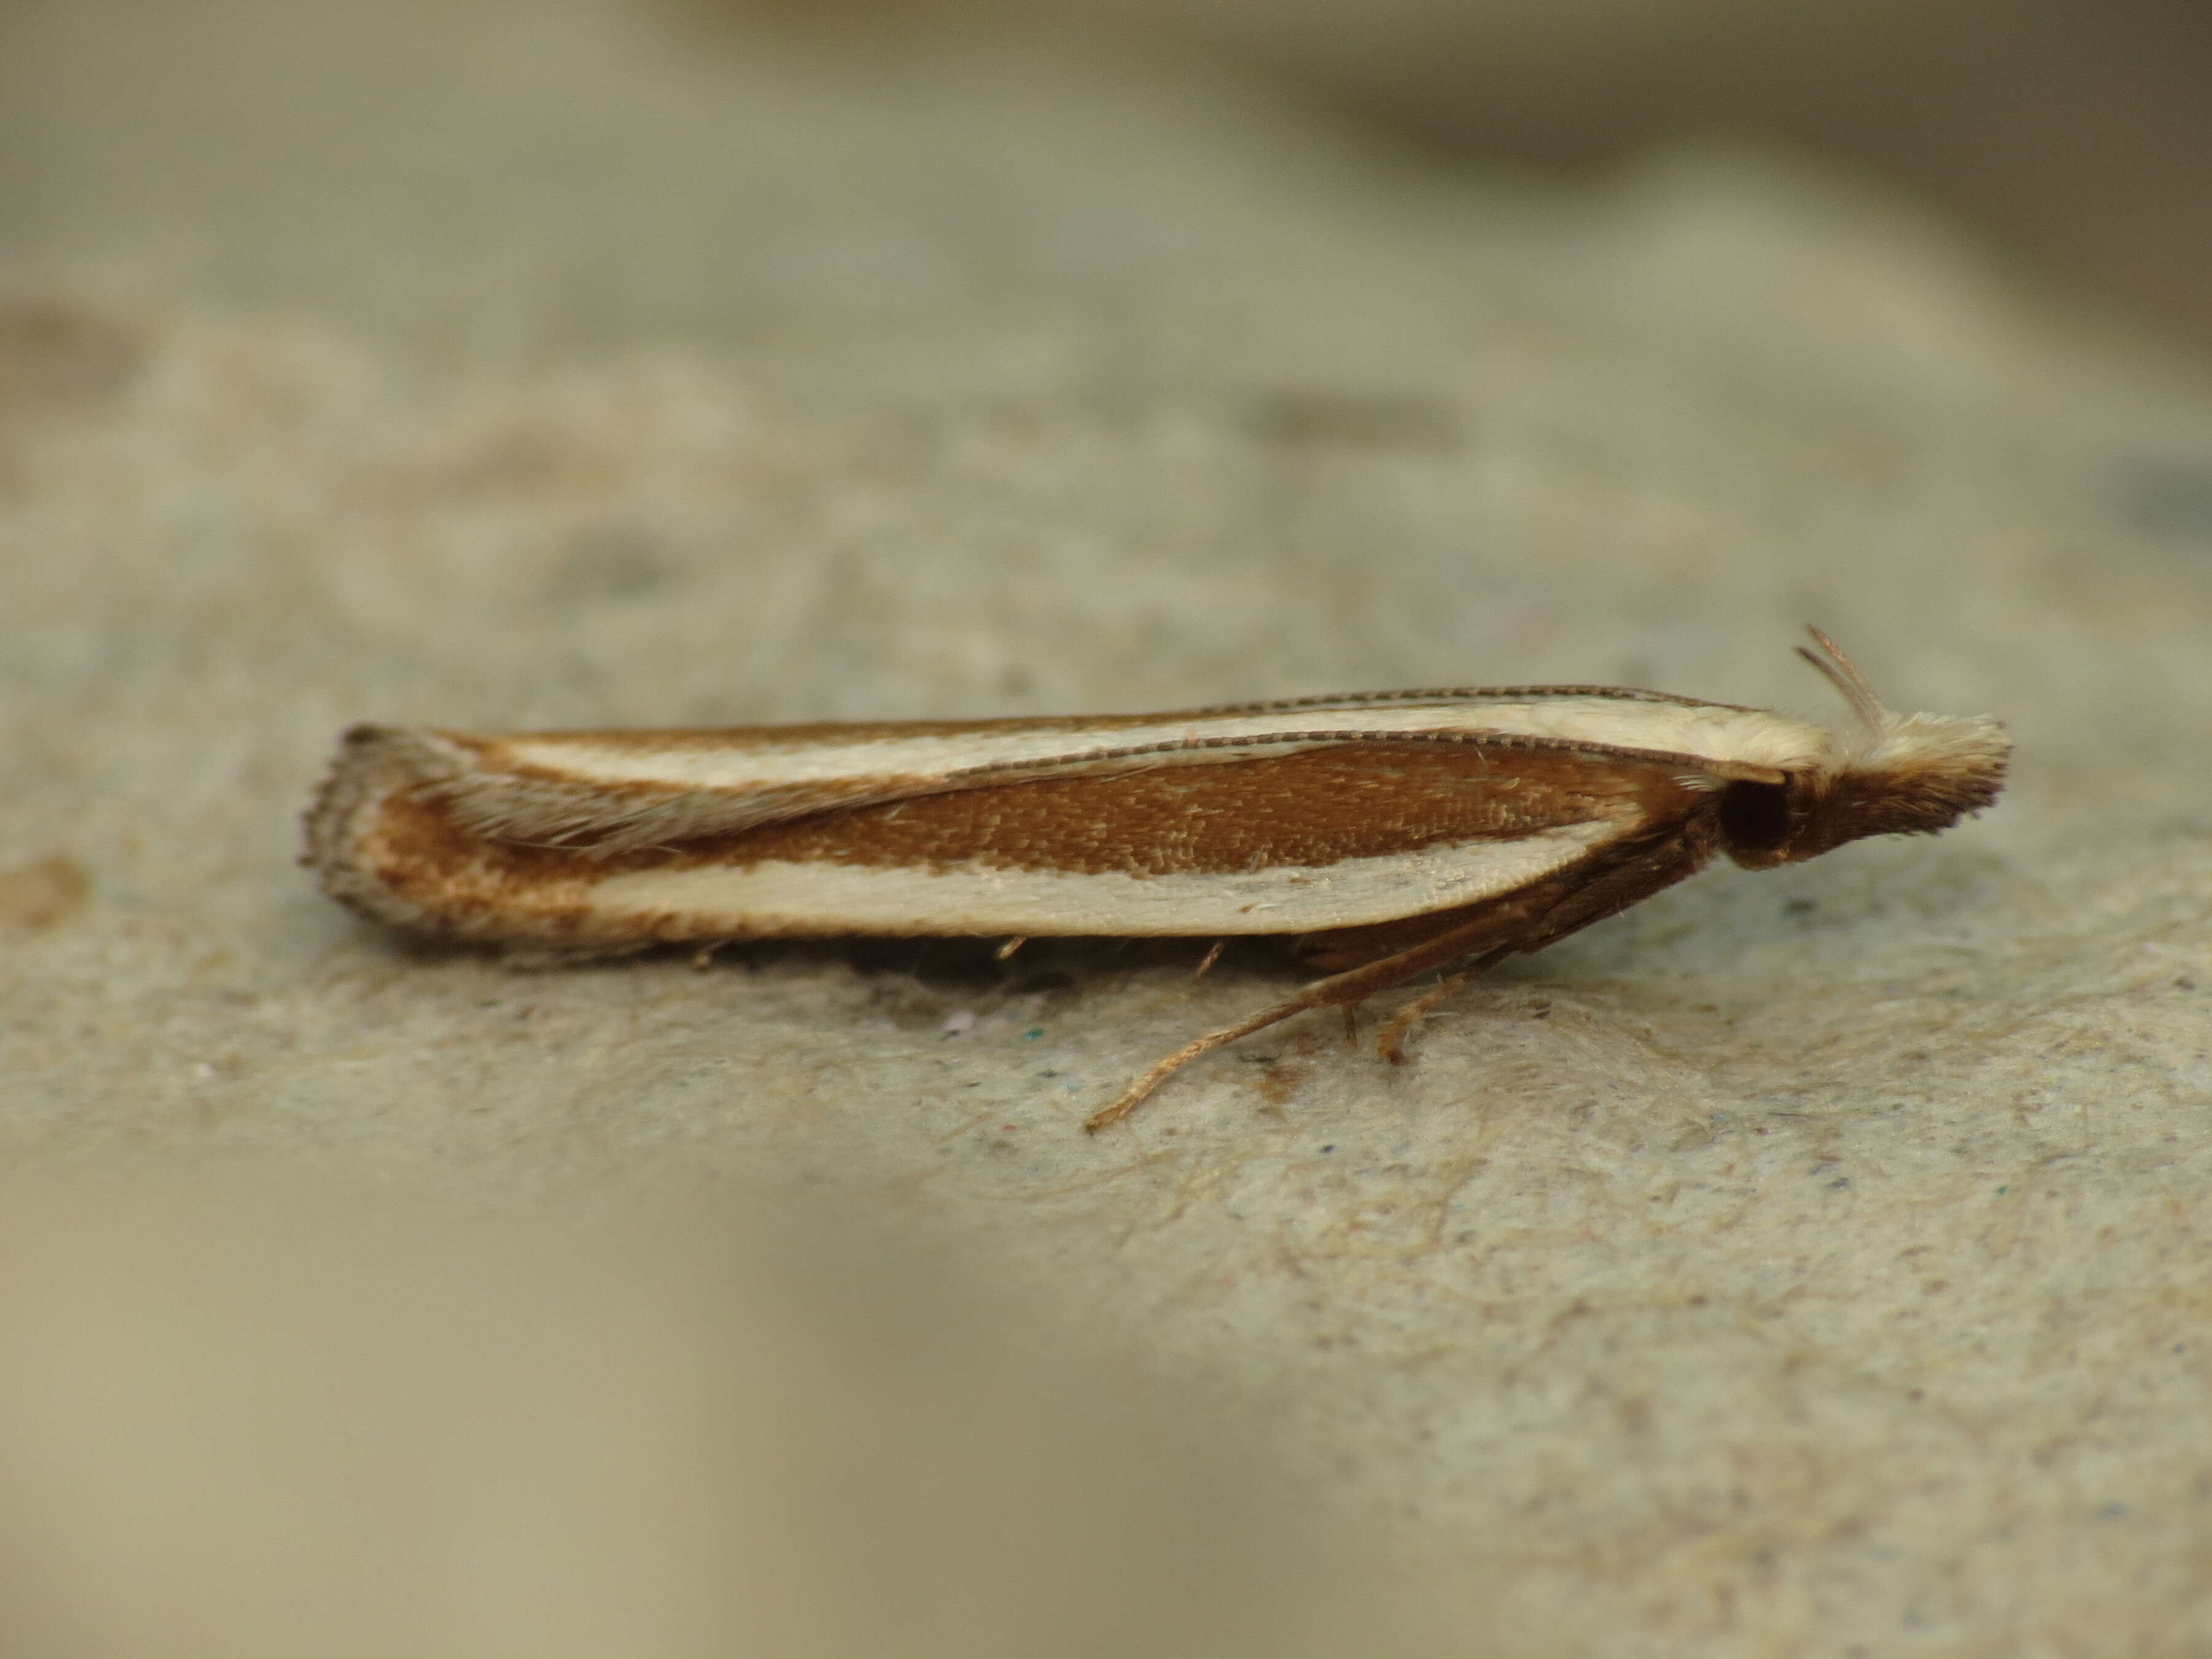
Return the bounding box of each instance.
[345,714,1789,856]
[410,735,1399,854]
[332,725,1016,854]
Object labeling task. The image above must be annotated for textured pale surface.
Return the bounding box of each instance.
[5,1,2212,1653]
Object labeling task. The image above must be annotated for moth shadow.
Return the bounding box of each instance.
[347,924,1304,1004]
[726,935,1298,999]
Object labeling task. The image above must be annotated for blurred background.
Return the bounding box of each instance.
[0,1172,1444,1659]
[683,0,2212,350]
[6,0,2211,353]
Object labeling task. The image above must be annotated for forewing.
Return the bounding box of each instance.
[347,697,1794,857]
[502,739,1726,937]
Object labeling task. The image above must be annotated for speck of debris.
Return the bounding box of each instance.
[0,852,90,931]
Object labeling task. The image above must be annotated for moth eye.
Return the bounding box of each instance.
[1718,779,1791,854]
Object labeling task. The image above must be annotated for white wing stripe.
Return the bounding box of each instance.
[498,700,1828,791]
[567,819,1621,936]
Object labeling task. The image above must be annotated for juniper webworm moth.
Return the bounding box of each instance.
[305,629,2007,1130]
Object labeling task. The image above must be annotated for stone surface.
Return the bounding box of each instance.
[5,1,2212,1652]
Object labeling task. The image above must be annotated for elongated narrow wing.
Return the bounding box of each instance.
[305,715,1813,951]
[317,692,1824,858]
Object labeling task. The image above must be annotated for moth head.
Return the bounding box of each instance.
[1720,629,2010,870]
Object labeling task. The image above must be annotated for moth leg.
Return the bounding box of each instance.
[1087,826,1714,1131]
[1088,825,1719,1129]
[1085,991,1341,1134]
[1341,1004,1360,1046]
[1375,972,1471,1065]
[1192,939,1226,979]
[994,935,1029,961]
[1082,930,1517,1133]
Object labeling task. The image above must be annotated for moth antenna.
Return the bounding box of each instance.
[1795,625,1891,735]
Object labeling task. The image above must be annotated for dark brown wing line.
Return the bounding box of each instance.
[938,726,1786,792]
[1180,685,1768,715]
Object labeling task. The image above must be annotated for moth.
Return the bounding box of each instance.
[305,629,2008,1131]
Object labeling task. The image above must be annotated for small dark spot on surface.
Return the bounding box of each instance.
[2098,1503,2129,1519]
[2178,975,2198,991]
[1243,387,1464,451]
[1828,1177,1851,1189]
[546,525,672,603]
[0,853,90,931]
[1782,897,1818,917]
[2111,455,2212,545]
[1320,1144,1336,1154]
[0,297,145,421]
[1248,1058,1308,1106]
